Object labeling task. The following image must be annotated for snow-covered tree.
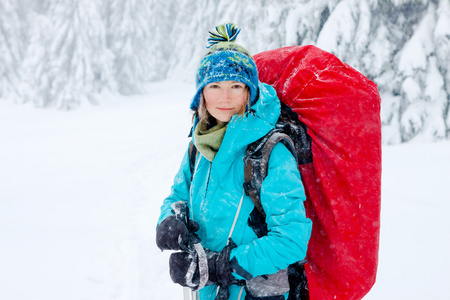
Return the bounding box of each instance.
[396,3,447,142]
[22,0,115,109]
[165,0,219,80]
[19,12,54,106]
[315,0,371,69]
[106,0,161,94]
[285,0,331,46]
[51,0,115,109]
[0,0,24,100]
[434,0,450,136]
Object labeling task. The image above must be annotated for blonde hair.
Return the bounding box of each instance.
[193,88,250,125]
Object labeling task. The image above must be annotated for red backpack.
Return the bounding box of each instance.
[252,45,382,300]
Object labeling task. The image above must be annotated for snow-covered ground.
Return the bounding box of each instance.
[1,81,449,300]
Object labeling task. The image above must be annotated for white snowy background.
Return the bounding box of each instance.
[1,0,450,299]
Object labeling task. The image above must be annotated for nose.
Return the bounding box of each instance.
[220,88,233,102]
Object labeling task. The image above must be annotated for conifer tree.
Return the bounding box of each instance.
[20,11,53,106]
[107,0,162,94]
[0,0,23,100]
[25,0,115,109]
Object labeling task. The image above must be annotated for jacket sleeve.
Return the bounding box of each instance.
[230,143,312,278]
[157,146,192,225]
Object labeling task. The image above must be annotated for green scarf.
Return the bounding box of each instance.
[194,121,228,162]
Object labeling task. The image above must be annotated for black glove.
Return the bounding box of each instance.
[169,244,236,290]
[156,215,199,251]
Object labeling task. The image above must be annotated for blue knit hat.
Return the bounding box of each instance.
[190,23,259,111]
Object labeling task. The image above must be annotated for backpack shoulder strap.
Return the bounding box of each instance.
[243,130,296,218]
[188,140,198,182]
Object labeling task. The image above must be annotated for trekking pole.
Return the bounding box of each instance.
[171,201,208,300]
[182,288,190,300]
[182,288,200,300]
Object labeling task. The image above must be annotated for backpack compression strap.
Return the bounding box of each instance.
[243,131,297,218]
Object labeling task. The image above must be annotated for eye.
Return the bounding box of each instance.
[232,84,245,89]
[206,83,220,89]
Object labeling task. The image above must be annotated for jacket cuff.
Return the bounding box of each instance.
[229,253,253,280]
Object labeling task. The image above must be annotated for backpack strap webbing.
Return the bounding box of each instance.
[243,131,297,219]
[188,141,198,182]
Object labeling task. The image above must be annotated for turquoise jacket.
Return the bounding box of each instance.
[158,82,312,299]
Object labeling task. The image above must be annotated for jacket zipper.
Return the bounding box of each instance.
[204,161,212,199]
[192,156,212,220]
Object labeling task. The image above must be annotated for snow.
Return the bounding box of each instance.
[1,81,449,299]
[316,0,357,59]
[401,77,421,103]
[397,3,434,77]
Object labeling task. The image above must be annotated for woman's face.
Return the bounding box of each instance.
[203,81,248,124]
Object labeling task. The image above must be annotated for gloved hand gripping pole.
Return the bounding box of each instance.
[171,201,209,292]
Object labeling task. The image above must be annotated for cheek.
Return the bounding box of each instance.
[203,92,217,107]
[204,97,214,111]
[235,94,248,108]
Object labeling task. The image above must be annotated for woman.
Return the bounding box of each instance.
[156,23,312,300]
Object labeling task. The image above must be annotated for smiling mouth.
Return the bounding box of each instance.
[218,108,233,111]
